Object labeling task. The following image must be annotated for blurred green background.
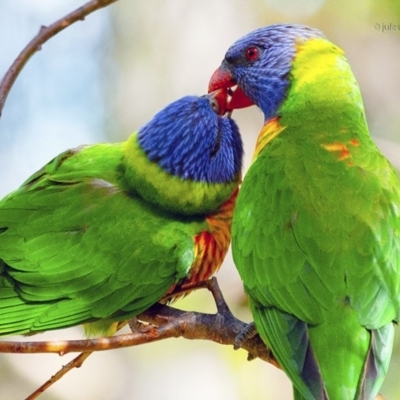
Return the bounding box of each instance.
[0,0,399,399]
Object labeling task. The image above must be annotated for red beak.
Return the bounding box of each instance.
[208,64,254,115]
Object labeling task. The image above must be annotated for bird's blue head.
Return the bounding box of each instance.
[208,24,324,120]
[138,94,243,184]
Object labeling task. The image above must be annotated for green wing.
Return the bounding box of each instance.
[0,143,201,336]
[232,127,400,399]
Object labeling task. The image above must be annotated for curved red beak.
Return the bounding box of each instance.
[208,64,254,115]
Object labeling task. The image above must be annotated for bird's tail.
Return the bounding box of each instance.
[292,385,320,400]
[358,324,394,400]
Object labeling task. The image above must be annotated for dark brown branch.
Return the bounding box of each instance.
[0,279,278,367]
[0,0,118,118]
[1,278,279,399]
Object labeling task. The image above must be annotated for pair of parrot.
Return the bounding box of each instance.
[1,23,399,400]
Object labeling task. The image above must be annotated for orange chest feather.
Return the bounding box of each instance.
[186,188,239,284]
[253,117,286,160]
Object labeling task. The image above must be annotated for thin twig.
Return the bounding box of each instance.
[25,351,92,400]
[0,0,118,118]
[28,321,130,400]
[25,321,128,399]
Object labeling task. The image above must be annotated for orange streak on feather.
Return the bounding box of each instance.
[165,188,239,300]
[253,117,286,161]
[321,142,351,160]
[187,188,239,283]
[349,138,359,147]
[322,138,359,161]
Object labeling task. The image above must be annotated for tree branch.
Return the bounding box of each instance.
[0,279,278,367]
[0,279,279,399]
[0,0,118,118]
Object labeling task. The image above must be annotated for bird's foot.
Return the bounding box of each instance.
[127,317,157,334]
[234,322,261,361]
[127,317,142,332]
[202,277,233,315]
[163,277,233,315]
[234,321,257,350]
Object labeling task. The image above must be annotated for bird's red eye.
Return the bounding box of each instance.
[245,46,259,61]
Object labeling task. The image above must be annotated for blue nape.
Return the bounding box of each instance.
[138,96,243,184]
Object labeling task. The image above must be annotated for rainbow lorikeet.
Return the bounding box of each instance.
[209,24,400,399]
[0,94,243,337]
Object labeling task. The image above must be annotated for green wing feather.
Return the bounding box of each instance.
[0,141,203,336]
